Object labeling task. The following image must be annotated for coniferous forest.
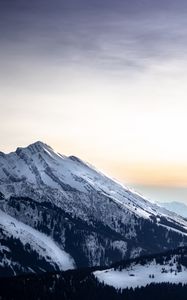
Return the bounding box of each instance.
[0,269,187,300]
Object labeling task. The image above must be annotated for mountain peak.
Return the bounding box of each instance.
[15,141,53,156]
[30,141,47,148]
[28,141,52,151]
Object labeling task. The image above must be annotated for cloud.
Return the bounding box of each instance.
[1,0,187,76]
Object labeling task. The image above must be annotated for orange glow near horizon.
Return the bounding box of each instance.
[102,162,187,188]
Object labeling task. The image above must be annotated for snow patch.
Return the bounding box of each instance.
[94,261,187,289]
[0,209,75,271]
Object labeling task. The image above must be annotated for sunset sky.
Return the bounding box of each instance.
[1,0,187,203]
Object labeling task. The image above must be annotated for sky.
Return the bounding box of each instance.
[1,0,187,203]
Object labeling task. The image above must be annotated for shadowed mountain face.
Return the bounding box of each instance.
[0,141,187,276]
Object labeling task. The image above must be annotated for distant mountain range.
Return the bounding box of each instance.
[0,141,187,277]
[157,201,187,219]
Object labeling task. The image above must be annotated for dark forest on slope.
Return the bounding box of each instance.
[0,247,187,300]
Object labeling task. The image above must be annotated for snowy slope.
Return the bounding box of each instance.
[95,262,187,289]
[94,247,187,289]
[0,209,75,275]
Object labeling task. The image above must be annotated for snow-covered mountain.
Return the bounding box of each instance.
[0,141,187,276]
[157,201,187,219]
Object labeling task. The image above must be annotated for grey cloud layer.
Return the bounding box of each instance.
[0,0,187,75]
